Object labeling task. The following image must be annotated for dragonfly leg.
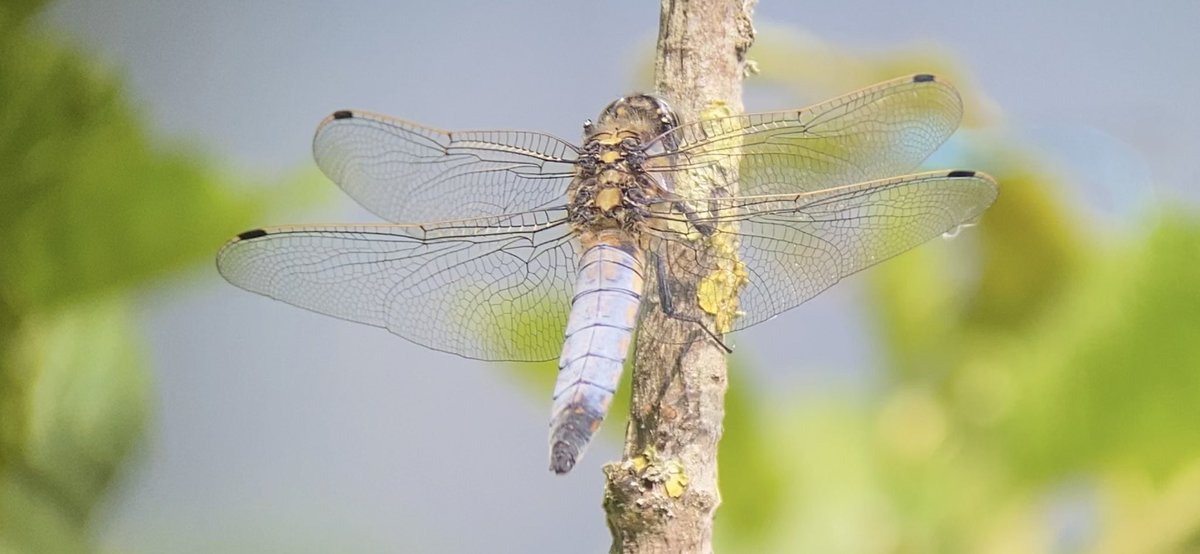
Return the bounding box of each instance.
[667,199,716,237]
[635,173,715,237]
[643,174,716,237]
[653,253,733,354]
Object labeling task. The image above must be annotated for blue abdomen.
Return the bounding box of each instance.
[548,233,644,474]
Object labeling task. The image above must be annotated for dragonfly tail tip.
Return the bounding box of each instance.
[550,441,578,474]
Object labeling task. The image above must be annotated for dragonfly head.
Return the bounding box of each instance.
[588,94,680,146]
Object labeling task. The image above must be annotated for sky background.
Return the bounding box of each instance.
[40,1,1200,551]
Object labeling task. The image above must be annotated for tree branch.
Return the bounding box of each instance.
[603,1,756,553]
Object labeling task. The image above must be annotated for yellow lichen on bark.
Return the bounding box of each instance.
[696,236,748,334]
[627,446,690,498]
[694,100,748,334]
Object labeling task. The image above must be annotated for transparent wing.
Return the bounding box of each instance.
[216,210,578,361]
[313,110,580,223]
[646,74,963,197]
[650,170,998,331]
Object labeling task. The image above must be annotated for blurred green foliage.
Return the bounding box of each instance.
[0,5,316,552]
[1,298,144,554]
[699,29,1200,554]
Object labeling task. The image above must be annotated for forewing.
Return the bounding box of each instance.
[651,170,997,331]
[313,110,579,223]
[216,211,577,361]
[647,74,964,197]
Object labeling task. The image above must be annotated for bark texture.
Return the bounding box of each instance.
[602,1,756,553]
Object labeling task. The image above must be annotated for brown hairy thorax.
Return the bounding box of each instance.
[567,95,680,235]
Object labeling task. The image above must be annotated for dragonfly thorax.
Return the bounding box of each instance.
[568,94,679,232]
[567,175,652,232]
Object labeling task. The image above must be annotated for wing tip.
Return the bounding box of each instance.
[912,73,937,83]
[943,170,1000,211]
[331,110,354,120]
[217,229,270,271]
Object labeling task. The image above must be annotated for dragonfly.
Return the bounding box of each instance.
[217,74,997,474]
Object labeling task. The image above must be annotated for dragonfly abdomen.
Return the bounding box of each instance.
[549,232,644,474]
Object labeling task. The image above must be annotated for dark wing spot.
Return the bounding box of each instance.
[332,110,354,120]
[947,170,976,178]
[913,74,936,83]
[237,228,269,241]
